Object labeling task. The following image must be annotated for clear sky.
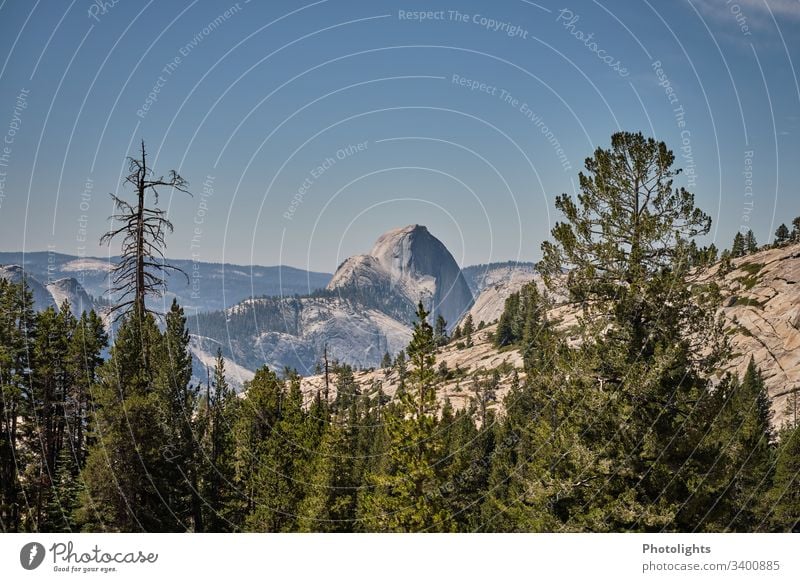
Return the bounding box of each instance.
[0,0,798,272]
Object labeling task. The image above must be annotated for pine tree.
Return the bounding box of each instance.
[229,366,283,527]
[100,140,191,320]
[792,216,800,242]
[718,249,733,275]
[732,232,746,257]
[434,314,449,346]
[764,423,800,532]
[333,363,359,412]
[201,350,237,531]
[462,314,474,348]
[494,292,519,347]
[296,419,354,532]
[775,224,790,246]
[154,299,200,530]
[76,311,170,532]
[66,310,107,468]
[714,359,773,531]
[43,444,83,532]
[246,375,309,531]
[0,279,36,531]
[393,350,407,395]
[360,302,452,531]
[538,131,726,531]
[744,229,758,254]
[25,303,76,530]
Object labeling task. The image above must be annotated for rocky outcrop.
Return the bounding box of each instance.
[461,261,537,295]
[0,265,58,310]
[46,277,94,315]
[327,225,473,329]
[706,244,800,426]
[461,273,539,327]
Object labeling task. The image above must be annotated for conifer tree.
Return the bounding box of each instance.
[66,310,107,468]
[246,375,309,531]
[706,359,773,531]
[764,423,800,532]
[296,419,355,532]
[538,131,726,530]
[732,232,746,257]
[154,299,200,530]
[361,302,452,531]
[26,303,75,530]
[229,367,283,526]
[775,224,790,246]
[76,311,169,532]
[744,229,758,254]
[495,292,519,347]
[434,314,449,346]
[100,140,191,321]
[0,279,36,531]
[462,314,474,348]
[201,350,236,531]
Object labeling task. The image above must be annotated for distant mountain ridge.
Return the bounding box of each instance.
[0,251,332,313]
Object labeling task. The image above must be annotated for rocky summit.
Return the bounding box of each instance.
[326,224,474,329]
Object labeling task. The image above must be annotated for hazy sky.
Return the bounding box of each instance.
[0,0,798,272]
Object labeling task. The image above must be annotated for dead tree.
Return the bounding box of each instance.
[101,140,191,320]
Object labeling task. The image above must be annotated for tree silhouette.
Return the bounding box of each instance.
[101,140,190,320]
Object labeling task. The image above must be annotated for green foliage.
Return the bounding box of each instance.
[765,423,800,531]
[434,314,449,346]
[775,223,790,245]
[745,229,758,253]
[462,314,474,348]
[359,303,453,531]
[732,232,746,257]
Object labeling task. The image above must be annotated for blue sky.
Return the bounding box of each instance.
[0,0,798,272]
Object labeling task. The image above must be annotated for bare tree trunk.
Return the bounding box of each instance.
[135,140,146,318]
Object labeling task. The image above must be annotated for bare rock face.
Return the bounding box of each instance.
[462,272,539,327]
[0,264,57,310]
[0,265,98,316]
[709,244,800,426]
[46,277,94,315]
[327,225,474,329]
